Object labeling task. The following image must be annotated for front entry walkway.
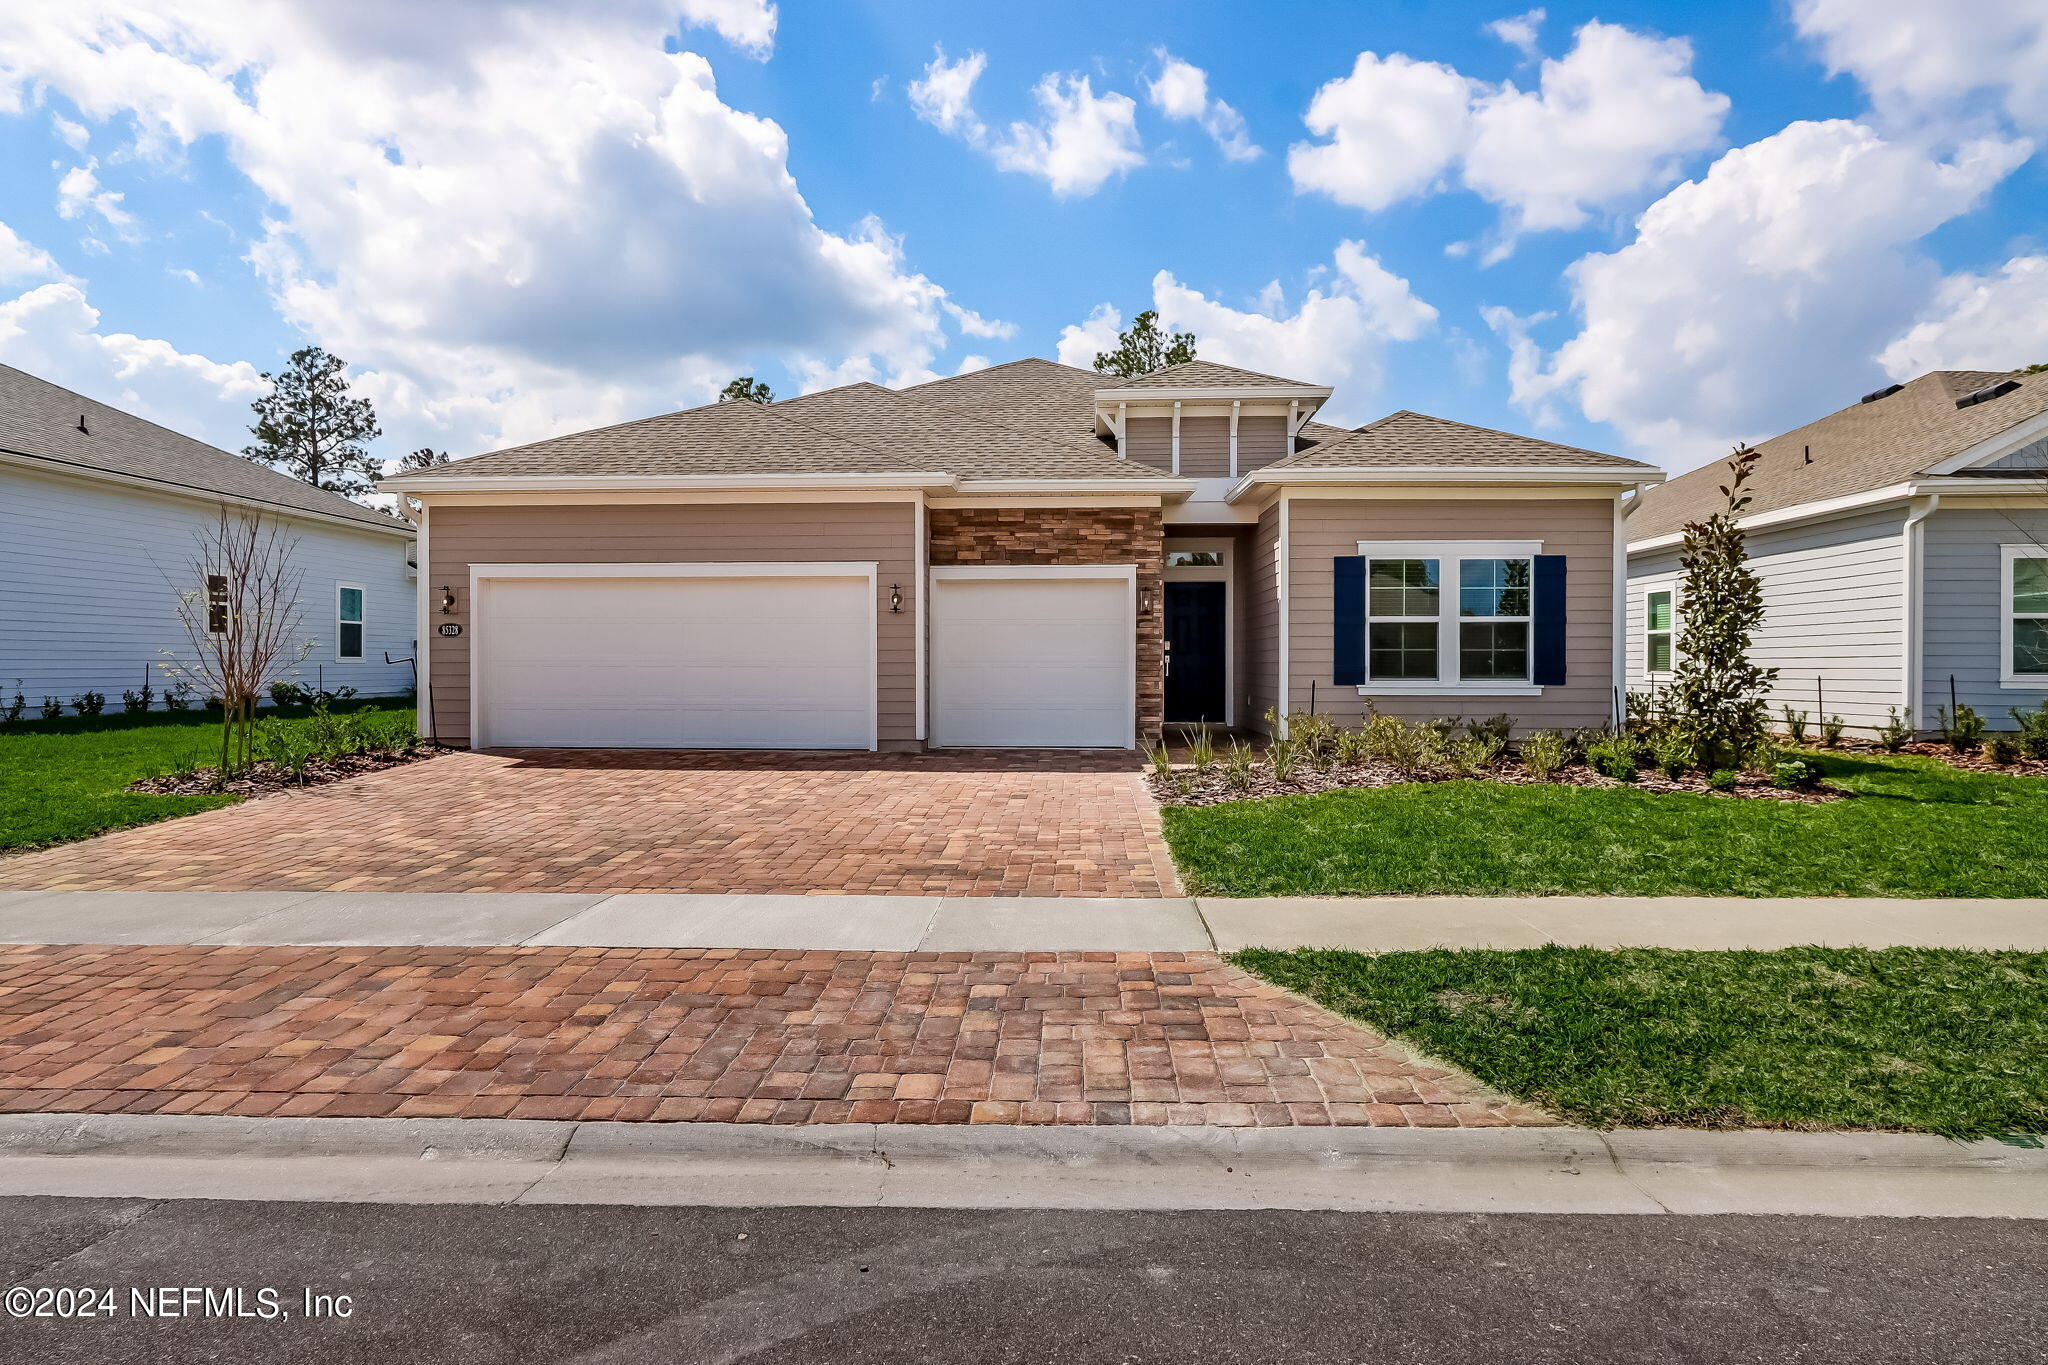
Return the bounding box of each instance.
[0,749,1178,898]
[0,944,1542,1128]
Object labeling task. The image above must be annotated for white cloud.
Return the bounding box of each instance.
[941,299,1015,339]
[908,49,1143,198]
[51,114,88,149]
[1290,22,1728,256]
[55,160,134,232]
[166,265,201,286]
[1488,8,1545,62]
[0,4,989,455]
[1062,242,1436,419]
[0,280,267,451]
[676,0,777,58]
[1792,0,2048,132]
[0,220,62,283]
[1879,255,2048,377]
[907,45,986,138]
[1492,120,2028,469]
[1145,52,1259,162]
[1289,52,1475,212]
[990,74,1144,197]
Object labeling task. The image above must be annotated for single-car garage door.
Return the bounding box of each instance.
[931,571,1132,748]
[475,568,874,749]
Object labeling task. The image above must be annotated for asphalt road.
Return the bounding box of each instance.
[0,1199,2038,1364]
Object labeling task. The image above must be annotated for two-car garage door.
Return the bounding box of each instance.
[475,570,874,749]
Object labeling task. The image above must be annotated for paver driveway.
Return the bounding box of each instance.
[0,750,1176,897]
[0,944,1545,1127]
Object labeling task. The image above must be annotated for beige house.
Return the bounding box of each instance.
[381,358,1661,750]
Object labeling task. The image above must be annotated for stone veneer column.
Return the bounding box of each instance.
[925,506,1165,744]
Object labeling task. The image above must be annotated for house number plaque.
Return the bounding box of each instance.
[438,623,463,637]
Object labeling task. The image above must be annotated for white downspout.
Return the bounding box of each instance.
[1116,402,1127,459]
[414,502,434,741]
[1612,492,1628,727]
[1276,491,1291,737]
[1902,491,1940,732]
[1229,400,1241,478]
[1171,400,1181,476]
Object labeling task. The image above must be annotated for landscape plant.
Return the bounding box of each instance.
[1779,706,1808,744]
[1584,730,1638,782]
[1876,706,1913,752]
[70,692,105,716]
[1819,714,1846,747]
[1936,703,1986,753]
[1666,445,1776,769]
[1518,730,1568,779]
[2013,702,2048,759]
[1222,741,1258,794]
[1770,758,1820,790]
[1648,729,1693,780]
[1984,734,2021,765]
[120,683,154,714]
[1,685,24,728]
[38,697,62,720]
[1707,768,1739,791]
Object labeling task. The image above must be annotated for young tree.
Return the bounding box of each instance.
[243,346,384,497]
[160,510,316,780]
[718,376,775,404]
[1093,310,1197,378]
[394,446,450,514]
[1668,444,1778,769]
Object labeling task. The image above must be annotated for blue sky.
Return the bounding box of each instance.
[1,0,2044,482]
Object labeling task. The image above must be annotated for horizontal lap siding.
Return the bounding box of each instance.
[1923,505,2048,720]
[1,465,414,704]
[1123,414,1289,475]
[1288,498,1617,731]
[1238,416,1289,472]
[426,502,917,748]
[1177,416,1230,477]
[1123,417,1172,471]
[1246,504,1280,732]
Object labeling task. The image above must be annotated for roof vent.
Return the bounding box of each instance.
[1955,379,2021,410]
[75,414,88,434]
[1859,384,1903,404]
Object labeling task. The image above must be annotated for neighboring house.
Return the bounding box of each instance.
[1626,369,2048,733]
[382,358,1660,751]
[0,363,417,707]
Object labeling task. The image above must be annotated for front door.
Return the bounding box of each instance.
[1164,580,1227,725]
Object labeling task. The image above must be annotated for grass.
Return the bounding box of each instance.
[1163,751,2048,898]
[0,700,415,851]
[1233,945,2048,1137]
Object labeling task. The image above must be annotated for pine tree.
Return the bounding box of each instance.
[1092,310,1196,378]
[718,376,776,404]
[242,347,384,498]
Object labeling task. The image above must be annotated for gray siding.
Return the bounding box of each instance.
[1287,497,1619,732]
[1922,504,2048,722]
[1245,503,1280,731]
[0,463,415,706]
[1122,413,1289,475]
[1628,508,1909,731]
[425,501,918,748]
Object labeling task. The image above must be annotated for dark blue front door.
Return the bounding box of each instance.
[1164,581,1227,725]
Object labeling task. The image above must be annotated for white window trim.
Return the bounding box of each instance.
[1354,541,1544,695]
[2003,544,2048,687]
[336,581,365,660]
[1644,586,1677,681]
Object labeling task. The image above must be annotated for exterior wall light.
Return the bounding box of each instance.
[438,586,457,614]
[889,584,904,613]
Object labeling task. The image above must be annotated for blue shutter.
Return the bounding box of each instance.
[1332,556,1366,686]
[1532,554,1567,686]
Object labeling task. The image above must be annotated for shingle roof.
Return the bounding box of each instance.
[1271,410,1655,472]
[0,362,408,532]
[898,358,1112,448]
[773,382,1161,480]
[1105,358,1324,390]
[1627,369,2048,541]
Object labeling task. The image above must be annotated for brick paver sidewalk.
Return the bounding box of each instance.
[0,749,1177,897]
[0,945,1546,1128]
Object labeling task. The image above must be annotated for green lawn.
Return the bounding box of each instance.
[1234,945,2048,1137]
[0,701,415,851]
[1164,752,2048,898]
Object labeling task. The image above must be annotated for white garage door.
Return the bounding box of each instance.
[932,573,1132,748]
[476,571,873,749]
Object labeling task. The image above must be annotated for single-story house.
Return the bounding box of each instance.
[1,362,417,708]
[381,358,1661,751]
[1626,368,2048,732]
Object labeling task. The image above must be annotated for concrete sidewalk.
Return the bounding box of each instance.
[1,1113,2042,1217]
[1,888,2044,951]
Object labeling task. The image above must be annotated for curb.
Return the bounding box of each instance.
[1,1114,2041,1217]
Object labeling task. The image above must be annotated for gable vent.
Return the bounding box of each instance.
[1955,379,2021,410]
[1859,384,1903,404]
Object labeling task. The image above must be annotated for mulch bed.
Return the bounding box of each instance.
[1151,759,1847,808]
[128,747,441,799]
[1825,737,2048,777]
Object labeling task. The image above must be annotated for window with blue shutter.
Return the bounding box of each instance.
[1332,555,1365,685]
[1531,554,1567,686]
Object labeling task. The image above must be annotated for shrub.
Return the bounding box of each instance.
[1358,712,1407,764]
[162,684,193,712]
[1667,446,1777,769]
[38,696,63,720]
[1876,707,1913,753]
[1780,706,1809,744]
[1267,738,1298,784]
[254,717,320,783]
[1,685,24,728]
[1286,712,1338,768]
[1517,730,1569,780]
[1819,714,1847,747]
[70,692,106,716]
[1179,723,1216,772]
[269,680,306,706]
[120,684,154,714]
[2009,702,2048,760]
[1372,717,1451,779]
[1146,742,1172,778]
[1984,734,2022,765]
[1770,758,1820,790]
[1937,704,1986,753]
[1445,733,1504,776]
[1623,689,1658,731]
[1584,730,1638,782]
[1465,713,1514,745]
[1333,728,1368,767]
[1646,728,1693,780]
[1706,768,1739,791]
[1222,741,1258,794]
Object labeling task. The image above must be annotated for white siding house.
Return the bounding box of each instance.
[0,364,416,710]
